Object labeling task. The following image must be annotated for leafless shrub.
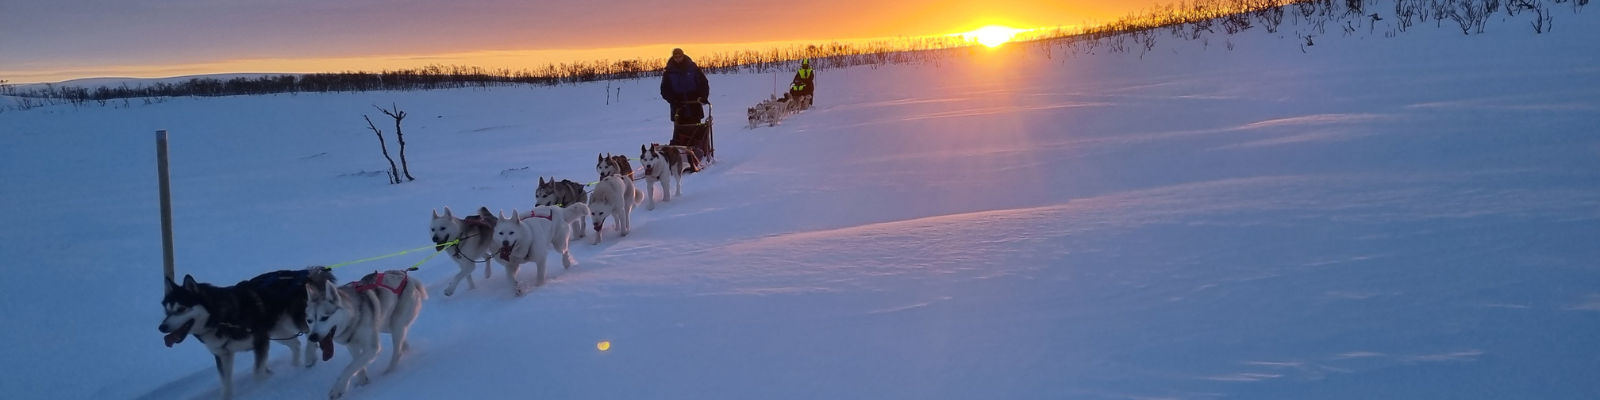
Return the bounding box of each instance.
[1224,12,1255,34]
[1395,0,1419,31]
[1448,0,1493,34]
[1192,18,1216,39]
[1135,29,1159,58]
[1255,3,1287,32]
[1298,2,1319,21]
[1507,0,1538,15]
[1108,35,1129,53]
[1531,2,1554,31]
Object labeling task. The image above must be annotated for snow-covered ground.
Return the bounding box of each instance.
[2,5,1598,400]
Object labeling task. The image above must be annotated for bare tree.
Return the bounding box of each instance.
[363,115,401,184]
[375,104,416,181]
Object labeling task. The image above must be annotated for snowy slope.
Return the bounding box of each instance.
[1,4,1598,400]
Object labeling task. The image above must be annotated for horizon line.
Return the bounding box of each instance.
[3,26,1081,86]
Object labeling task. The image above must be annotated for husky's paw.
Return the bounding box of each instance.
[329,388,346,400]
[443,288,455,297]
[356,372,371,386]
[304,359,317,368]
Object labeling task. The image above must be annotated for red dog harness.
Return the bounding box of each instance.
[346,270,408,295]
[520,209,553,221]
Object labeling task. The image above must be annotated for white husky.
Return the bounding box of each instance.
[492,204,588,294]
[588,174,643,245]
[305,269,426,399]
[638,144,700,210]
[430,206,498,296]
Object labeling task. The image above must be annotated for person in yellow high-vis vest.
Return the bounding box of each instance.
[788,58,814,107]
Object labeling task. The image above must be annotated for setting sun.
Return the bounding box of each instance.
[965,25,1026,48]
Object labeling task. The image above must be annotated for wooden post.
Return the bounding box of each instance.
[157,130,176,286]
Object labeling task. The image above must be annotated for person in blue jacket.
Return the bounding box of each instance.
[660,48,711,124]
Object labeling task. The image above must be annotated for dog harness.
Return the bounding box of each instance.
[520,210,553,221]
[346,270,408,295]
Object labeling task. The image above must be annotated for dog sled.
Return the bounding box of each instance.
[670,101,715,166]
[746,93,812,128]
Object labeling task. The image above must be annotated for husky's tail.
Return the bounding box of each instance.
[412,275,429,300]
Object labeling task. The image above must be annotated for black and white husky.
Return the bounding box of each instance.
[159,267,335,400]
[535,177,588,239]
[492,204,589,294]
[638,143,701,210]
[305,269,427,400]
[430,206,498,296]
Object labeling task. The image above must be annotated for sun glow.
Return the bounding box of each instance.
[965,25,1025,48]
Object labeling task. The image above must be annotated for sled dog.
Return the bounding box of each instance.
[595,153,635,181]
[536,177,589,239]
[587,173,643,244]
[305,269,426,399]
[638,143,701,210]
[159,267,335,400]
[430,206,499,296]
[492,204,588,294]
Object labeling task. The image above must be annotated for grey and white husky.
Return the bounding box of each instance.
[159,267,334,400]
[535,177,588,239]
[638,143,701,210]
[305,269,427,400]
[492,204,589,294]
[430,206,499,296]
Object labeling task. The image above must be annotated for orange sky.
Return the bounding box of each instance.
[0,1,1172,84]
